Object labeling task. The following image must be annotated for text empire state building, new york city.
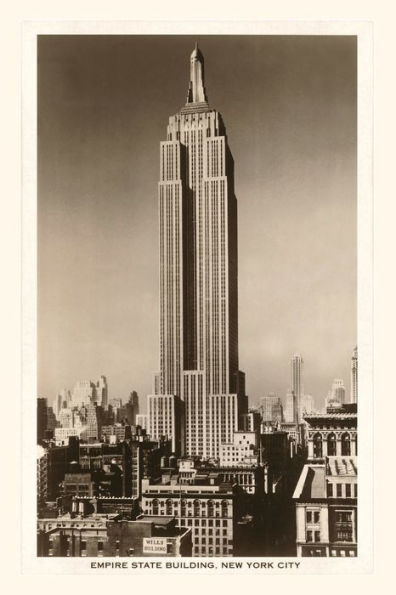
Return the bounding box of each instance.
[147,45,248,459]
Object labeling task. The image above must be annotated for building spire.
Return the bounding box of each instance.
[185,43,208,106]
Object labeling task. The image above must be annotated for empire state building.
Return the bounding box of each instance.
[148,45,246,458]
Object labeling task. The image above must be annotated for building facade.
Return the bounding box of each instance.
[147,394,180,453]
[293,404,358,557]
[141,472,240,557]
[293,457,357,557]
[37,513,191,557]
[219,431,258,467]
[304,411,357,460]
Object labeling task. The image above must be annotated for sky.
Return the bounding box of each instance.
[38,35,357,411]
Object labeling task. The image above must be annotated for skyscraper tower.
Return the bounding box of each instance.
[291,354,303,422]
[350,346,358,403]
[150,45,246,458]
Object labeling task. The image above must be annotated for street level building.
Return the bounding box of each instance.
[37,512,191,557]
[293,456,357,557]
[141,468,242,557]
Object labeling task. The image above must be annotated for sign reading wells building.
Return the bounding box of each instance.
[142,538,168,554]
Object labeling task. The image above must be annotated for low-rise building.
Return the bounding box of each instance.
[304,407,357,460]
[141,470,243,557]
[293,456,357,557]
[37,512,191,557]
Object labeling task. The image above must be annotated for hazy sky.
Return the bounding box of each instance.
[38,35,356,411]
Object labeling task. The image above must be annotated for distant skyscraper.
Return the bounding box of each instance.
[149,45,246,458]
[96,375,108,409]
[82,402,102,441]
[53,388,72,418]
[261,394,283,423]
[326,378,346,409]
[71,380,96,408]
[350,346,358,403]
[71,376,107,408]
[58,407,74,429]
[284,390,297,424]
[125,390,139,425]
[289,354,303,423]
[136,414,148,431]
[299,393,314,418]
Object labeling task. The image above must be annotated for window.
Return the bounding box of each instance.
[336,484,342,497]
[341,434,351,456]
[314,512,320,523]
[313,434,323,458]
[327,433,337,456]
[354,484,358,498]
[306,511,312,523]
[306,531,313,542]
[314,531,320,543]
[80,541,87,557]
[327,483,333,497]
[152,499,159,515]
[335,511,353,542]
[345,484,351,497]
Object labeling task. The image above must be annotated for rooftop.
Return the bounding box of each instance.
[327,457,357,476]
[293,457,357,500]
[304,413,357,419]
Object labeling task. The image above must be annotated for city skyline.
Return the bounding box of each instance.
[38,35,357,408]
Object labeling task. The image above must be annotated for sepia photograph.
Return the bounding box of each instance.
[23,25,371,571]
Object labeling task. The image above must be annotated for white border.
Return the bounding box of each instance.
[22,20,373,575]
